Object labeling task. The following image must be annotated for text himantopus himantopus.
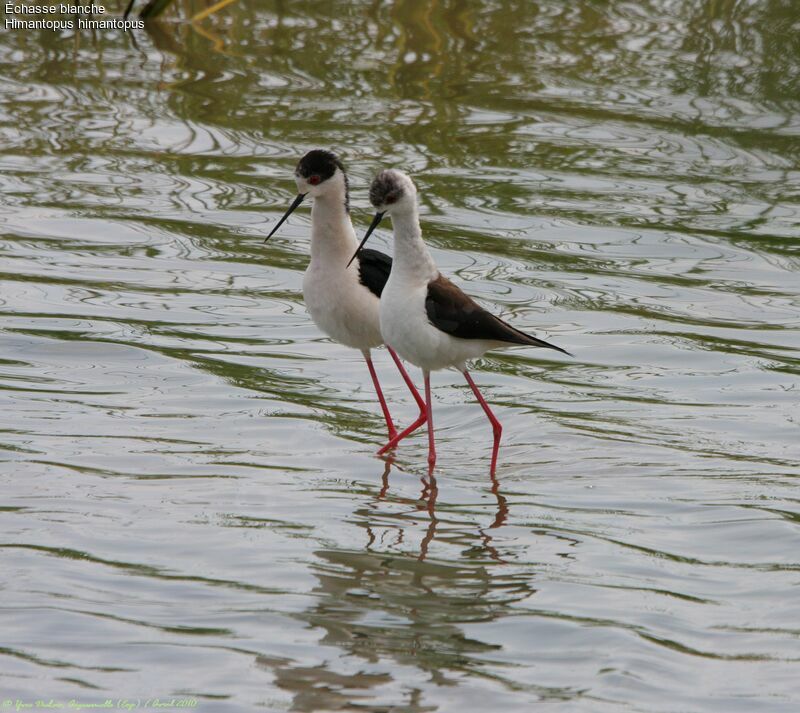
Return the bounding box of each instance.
[265,151,427,448]
[349,169,570,474]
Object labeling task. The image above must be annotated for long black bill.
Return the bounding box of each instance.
[264,193,306,243]
[346,211,385,267]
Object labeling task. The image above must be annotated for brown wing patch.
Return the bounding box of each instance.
[425,275,570,354]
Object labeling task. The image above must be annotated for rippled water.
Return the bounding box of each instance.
[1,1,799,711]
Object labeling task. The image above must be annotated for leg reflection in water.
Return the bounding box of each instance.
[418,473,438,561]
[478,472,510,563]
[259,464,544,710]
[362,459,510,563]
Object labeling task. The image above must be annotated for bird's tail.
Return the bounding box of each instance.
[503,321,572,356]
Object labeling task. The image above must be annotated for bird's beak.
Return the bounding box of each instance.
[347,211,385,267]
[264,193,306,243]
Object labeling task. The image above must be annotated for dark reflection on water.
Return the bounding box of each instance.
[1,0,799,711]
[258,465,566,712]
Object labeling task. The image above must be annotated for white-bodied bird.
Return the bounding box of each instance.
[349,169,569,473]
[265,151,426,449]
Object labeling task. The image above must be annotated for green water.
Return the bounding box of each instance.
[1,1,798,711]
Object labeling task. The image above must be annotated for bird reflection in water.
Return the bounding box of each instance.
[363,456,508,562]
[417,473,438,561]
[258,461,539,710]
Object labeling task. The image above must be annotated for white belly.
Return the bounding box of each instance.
[380,275,493,372]
[303,261,384,351]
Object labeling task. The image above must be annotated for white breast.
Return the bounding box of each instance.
[301,188,385,352]
[377,204,498,372]
[303,260,384,351]
[379,272,482,371]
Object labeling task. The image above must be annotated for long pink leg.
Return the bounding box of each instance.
[363,350,398,441]
[377,347,427,454]
[424,370,436,472]
[387,347,426,411]
[463,370,503,475]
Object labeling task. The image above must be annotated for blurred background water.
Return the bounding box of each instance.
[0,1,799,711]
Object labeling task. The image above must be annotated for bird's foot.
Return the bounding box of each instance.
[377,411,427,454]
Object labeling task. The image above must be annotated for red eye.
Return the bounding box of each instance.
[308,175,321,185]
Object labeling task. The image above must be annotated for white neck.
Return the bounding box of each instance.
[309,189,356,264]
[388,204,438,283]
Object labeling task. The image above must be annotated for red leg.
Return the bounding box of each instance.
[364,350,398,441]
[424,370,436,473]
[387,347,425,410]
[377,347,427,454]
[463,370,503,475]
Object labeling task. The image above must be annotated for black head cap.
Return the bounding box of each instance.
[369,169,405,208]
[296,150,345,182]
[295,149,349,211]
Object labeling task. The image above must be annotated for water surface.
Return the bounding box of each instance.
[1,1,799,711]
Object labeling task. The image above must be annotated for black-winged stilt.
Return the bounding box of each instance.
[265,151,426,449]
[349,169,569,474]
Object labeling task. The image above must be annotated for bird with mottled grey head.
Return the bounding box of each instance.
[368,169,417,212]
[347,169,418,267]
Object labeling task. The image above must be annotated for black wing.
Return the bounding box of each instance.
[426,275,570,355]
[357,248,393,298]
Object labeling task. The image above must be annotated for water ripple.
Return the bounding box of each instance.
[1,2,799,711]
